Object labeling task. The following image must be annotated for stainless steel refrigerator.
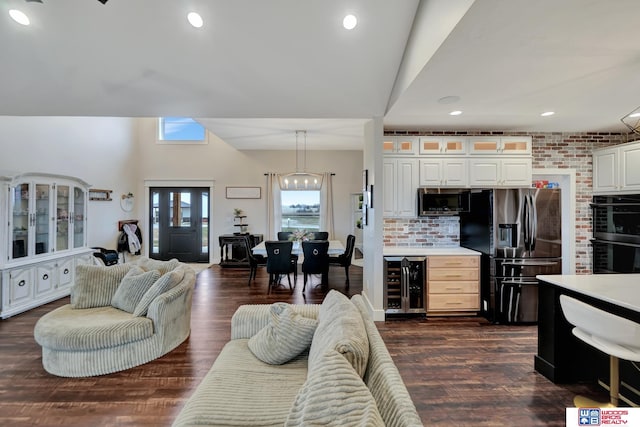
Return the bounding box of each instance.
[459,188,562,323]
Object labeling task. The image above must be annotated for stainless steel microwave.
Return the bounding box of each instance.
[418,188,470,216]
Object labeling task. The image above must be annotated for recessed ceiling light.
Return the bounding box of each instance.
[9,9,30,26]
[343,14,357,30]
[629,112,640,118]
[449,110,462,116]
[187,12,203,28]
[541,111,555,117]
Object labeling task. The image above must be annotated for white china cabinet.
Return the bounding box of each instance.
[1,173,93,318]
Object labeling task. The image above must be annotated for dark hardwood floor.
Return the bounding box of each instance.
[0,263,605,426]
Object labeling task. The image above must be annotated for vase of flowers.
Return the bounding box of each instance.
[291,229,312,242]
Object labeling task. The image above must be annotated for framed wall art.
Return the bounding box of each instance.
[225,186,261,199]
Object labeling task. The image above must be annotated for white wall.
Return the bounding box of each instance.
[0,115,364,265]
[136,118,363,262]
[0,116,138,249]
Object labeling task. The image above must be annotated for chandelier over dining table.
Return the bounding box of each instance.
[278,130,324,190]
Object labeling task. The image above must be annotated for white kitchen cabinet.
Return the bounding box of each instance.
[469,157,532,187]
[418,136,467,155]
[419,158,468,187]
[383,158,419,217]
[382,136,419,155]
[593,142,640,194]
[0,172,92,318]
[468,136,531,155]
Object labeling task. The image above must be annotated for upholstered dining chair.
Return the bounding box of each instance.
[276,231,299,264]
[265,241,296,294]
[312,231,329,240]
[560,295,640,407]
[277,231,292,241]
[328,234,356,287]
[301,240,330,292]
[244,235,266,286]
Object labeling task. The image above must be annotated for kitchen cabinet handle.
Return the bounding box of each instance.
[64,268,69,274]
[18,280,25,287]
[445,301,463,305]
[42,274,49,280]
[446,287,463,291]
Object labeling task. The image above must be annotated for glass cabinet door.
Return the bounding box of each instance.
[56,185,70,251]
[73,186,86,248]
[11,183,30,259]
[34,183,51,255]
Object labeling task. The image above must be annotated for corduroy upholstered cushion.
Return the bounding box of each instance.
[34,305,154,351]
[71,264,134,309]
[285,349,384,426]
[136,257,181,275]
[111,267,161,314]
[132,267,185,317]
[171,339,308,427]
[248,303,318,365]
[308,290,369,377]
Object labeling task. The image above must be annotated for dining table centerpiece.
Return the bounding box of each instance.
[290,229,313,242]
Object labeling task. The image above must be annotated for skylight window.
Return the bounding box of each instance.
[158,117,207,144]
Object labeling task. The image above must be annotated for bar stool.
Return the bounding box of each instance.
[560,295,640,407]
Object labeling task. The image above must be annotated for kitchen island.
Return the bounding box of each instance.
[535,274,640,404]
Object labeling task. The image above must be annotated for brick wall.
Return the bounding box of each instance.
[383,131,640,273]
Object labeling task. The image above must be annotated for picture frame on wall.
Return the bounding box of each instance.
[225,186,261,199]
[362,203,368,226]
[362,169,368,193]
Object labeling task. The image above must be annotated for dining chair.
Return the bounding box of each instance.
[277,231,293,241]
[244,235,266,286]
[328,234,355,287]
[277,231,299,264]
[265,241,296,294]
[311,231,329,240]
[301,240,330,292]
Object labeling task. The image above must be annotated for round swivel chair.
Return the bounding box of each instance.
[560,295,640,407]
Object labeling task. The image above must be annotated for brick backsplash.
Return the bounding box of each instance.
[383,216,460,247]
[383,131,640,273]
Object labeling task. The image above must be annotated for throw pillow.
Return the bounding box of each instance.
[136,257,180,275]
[110,267,161,314]
[248,303,318,365]
[132,267,185,317]
[308,290,369,378]
[285,349,384,427]
[71,264,134,309]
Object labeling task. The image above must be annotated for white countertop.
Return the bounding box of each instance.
[383,246,481,256]
[537,274,640,313]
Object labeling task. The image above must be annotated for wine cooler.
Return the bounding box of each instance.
[383,256,427,314]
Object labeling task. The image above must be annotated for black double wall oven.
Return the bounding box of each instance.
[591,194,640,273]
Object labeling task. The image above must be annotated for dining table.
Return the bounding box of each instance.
[251,239,345,256]
[252,239,345,288]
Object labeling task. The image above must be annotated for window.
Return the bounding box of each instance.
[157,117,207,144]
[281,190,320,233]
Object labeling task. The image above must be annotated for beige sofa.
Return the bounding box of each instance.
[173,291,423,427]
[34,258,196,377]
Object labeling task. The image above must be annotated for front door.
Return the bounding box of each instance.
[150,187,209,262]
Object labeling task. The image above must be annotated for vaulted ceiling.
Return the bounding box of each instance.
[2,0,639,149]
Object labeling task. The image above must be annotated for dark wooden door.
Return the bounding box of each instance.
[150,187,209,262]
